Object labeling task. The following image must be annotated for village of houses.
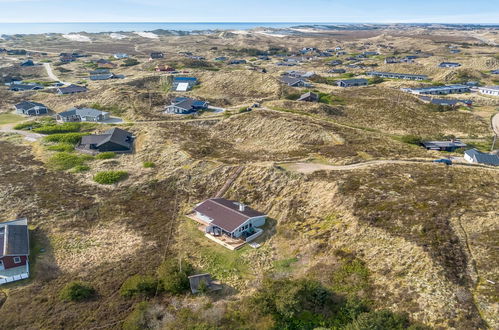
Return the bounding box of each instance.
[0,28,498,303]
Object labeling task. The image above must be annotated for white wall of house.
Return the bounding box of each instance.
[231,216,266,238]
[464,153,475,163]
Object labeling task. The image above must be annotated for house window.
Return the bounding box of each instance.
[13,257,21,264]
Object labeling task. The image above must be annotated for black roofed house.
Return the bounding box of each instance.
[439,62,461,68]
[328,68,346,74]
[57,107,110,122]
[149,52,164,60]
[328,60,343,66]
[77,127,134,154]
[419,96,472,107]
[14,101,49,116]
[285,70,316,79]
[2,76,23,86]
[0,218,30,285]
[89,68,110,75]
[192,198,267,249]
[171,77,198,91]
[89,73,125,81]
[421,140,467,152]
[165,97,208,114]
[464,149,499,166]
[366,71,428,81]
[228,59,247,65]
[401,85,470,95]
[337,79,368,87]
[57,84,88,95]
[280,75,308,87]
[9,83,44,91]
[7,49,27,55]
[20,60,34,67]
[478,86,499,97]
[298,92,319,102]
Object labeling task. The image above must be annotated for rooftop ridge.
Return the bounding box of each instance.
[209,198,251,219]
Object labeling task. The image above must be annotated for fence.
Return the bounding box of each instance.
[0,272,29,285]
[245,228,263,242]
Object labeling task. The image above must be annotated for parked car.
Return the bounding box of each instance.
[433,159,452,165]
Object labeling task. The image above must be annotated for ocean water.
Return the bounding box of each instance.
[0,22,314,35]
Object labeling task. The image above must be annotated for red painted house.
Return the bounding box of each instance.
[0,218,30,284]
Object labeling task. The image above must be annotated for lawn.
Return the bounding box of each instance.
[0,113,24,125]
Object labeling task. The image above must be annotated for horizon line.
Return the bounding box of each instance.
[0,21,498,25]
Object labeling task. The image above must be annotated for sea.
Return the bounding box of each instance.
[0,22,317,35]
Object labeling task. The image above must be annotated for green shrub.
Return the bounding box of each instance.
[59,281,95,302]
[344,310,415,330]
[46,143,75,152]
[156,259,193,294]
[72,165,90,173]
[397,135,422,145]
[93,171,128,184]
[285,93,300,100]
[143,161,155,168]
[122,58,139,67]
[122,302,150,330]
[95,152,116,159]
[44,133,88,145]
[47,152,93,170]
[120,275,158,297]
[33,122,82,134]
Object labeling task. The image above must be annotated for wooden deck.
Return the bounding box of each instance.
[186,213,246,250]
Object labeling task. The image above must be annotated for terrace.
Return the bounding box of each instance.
[0,263,29,285]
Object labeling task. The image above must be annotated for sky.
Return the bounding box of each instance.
[0,0,497,24]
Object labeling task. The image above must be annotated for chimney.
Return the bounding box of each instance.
[238,203,245,212]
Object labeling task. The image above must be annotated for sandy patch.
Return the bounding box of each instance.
[62,34,92,42]
[134,31,159,39]
[255,31,287,38]
[109,33,127,40]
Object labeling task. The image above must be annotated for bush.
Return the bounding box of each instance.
[156,259,193,294]
[33,122,82,134]
[95,152,116,159]
[59,281,95,302]
[44,133,88,145]
[72,165,90,173]
[122,302,150,330]
[285,93,300,100]
[122,58,139,67]
[344,310,415,330]
[120,275,159,297]
[46,143,75,152]
[93,171,128,184]
[398,135,422,145]
[47,152,93,170]
[143,161,155,168]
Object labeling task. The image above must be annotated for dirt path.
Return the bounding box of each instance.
[43,63,70,85]
[0,124,46,141]
[281,159,499,173]
[492,113,499,136]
